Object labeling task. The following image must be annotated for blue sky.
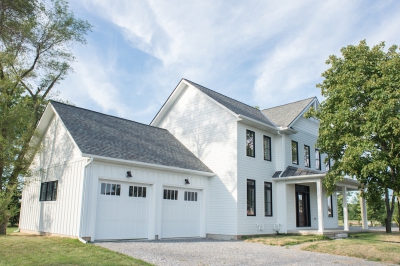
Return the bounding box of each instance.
[57,0,400,124]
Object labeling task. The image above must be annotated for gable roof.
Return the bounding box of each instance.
[50,101,213,173]
[261,97,316,128]
[183,79,276,127]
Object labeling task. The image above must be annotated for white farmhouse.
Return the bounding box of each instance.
[19,79,365,241]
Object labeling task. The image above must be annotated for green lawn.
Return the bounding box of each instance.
[245,232,400,264]
[301,232,400,264]
[0,228,152,266]
[243,234,330,246]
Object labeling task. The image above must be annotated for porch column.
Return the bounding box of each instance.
[360,191,368,229]
[342,186,349,231]
[316,179,324,233]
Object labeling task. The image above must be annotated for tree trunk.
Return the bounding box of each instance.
[384,189,395,233]
[0,218,7,235]
[398,198,400,234]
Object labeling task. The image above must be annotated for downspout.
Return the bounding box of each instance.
[78,157,93,244]
[277,131,286,173]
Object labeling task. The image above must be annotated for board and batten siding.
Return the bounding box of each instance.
[157,85,238,236]
[81,161,209,241]
[236,122,278,235]
[20,115,85,236]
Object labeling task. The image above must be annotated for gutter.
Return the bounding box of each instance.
[81,153,215,177]
[78,157,93,244]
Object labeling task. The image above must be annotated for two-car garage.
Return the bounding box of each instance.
[95,180,202,240]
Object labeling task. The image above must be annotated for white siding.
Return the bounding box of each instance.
[82,161,208,240]
[288,117,328,172]
[19,159,86,236]
[236,122,278,235]
[32,116,81,169]
[20,115,84,236]
[158,85,238,236]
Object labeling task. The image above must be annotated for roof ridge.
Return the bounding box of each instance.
[261,97,316,111]
[183,79,263,113]
[50,100,167,131]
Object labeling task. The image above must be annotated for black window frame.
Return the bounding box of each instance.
[327,194,333,217]
[263,135,272,161]
[326,157,331,171]
[247,179,256,216]
[304,145,311,168]
[163,189,178,200]
[246,130,255,157]
[39,181,58,201]
[315,149,321,170]
[264,182,272,217]
[292,141,299,165]
[129,185,147,198]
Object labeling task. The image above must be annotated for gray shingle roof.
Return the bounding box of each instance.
[184,79,275,127]
[261,97,315,128]
[279,166,323,177]
[50,101,213,173]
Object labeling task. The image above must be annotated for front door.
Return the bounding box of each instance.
[296,185,311,227]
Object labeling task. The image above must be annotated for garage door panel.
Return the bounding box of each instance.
[161,188,202,238]
[95,181,150,240]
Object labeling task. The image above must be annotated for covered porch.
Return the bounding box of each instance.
[274,171,369,235]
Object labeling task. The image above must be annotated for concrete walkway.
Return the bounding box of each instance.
[96,238,391,266]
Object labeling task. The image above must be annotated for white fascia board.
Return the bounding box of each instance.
[237,114,278,134]
[151,79,188,127]
[273,174,325,183]
[288,97,318,128]
[49,103,83,157]
[82,153,215,177]
[190,84,239,119]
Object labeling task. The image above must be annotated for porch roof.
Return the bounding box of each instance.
[273,173,360,190]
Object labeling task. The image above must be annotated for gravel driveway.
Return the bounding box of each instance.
[95,238,390,266]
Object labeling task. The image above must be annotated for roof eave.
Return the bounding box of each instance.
[287,97,318,128]
[82,153,215,177]
[237,114,278,133]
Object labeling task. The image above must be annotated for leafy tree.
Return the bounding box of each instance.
[0,0,91,234]
[306,40,400,233]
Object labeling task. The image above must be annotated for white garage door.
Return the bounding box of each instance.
[161,187,201,238]
[95,181,149,240]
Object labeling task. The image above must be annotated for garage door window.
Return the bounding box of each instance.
[184,191,197,201]
[129,186,146,198]
[163,189,178,200]
[100,183,121,196]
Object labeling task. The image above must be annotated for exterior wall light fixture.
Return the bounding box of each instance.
[185,178,190,184]
[127,171,132,177]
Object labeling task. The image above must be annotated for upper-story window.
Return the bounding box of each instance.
[263,136,271,161]
[326,157,331,171]
[315,149,321,170]
[304,145,311,168]
[246,130,255,157]
[292,141,298,164]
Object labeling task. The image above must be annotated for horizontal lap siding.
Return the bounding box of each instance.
[237,122,278,235]
[288,117,327,172]
[20,115,84,237]
[158,86,238,235]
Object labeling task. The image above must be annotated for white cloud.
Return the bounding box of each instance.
[58,46,130,118]
[67,0,400,117]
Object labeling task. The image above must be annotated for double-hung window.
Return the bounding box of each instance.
[304,145,311,168]
[315,149,321,170]
[264,182,272,216]
[292,141,298,164]
[246,130,255,157]
[40,181,58,201]
[263,136,271,161]
[327,195,333,217]
[247,179,256,216]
